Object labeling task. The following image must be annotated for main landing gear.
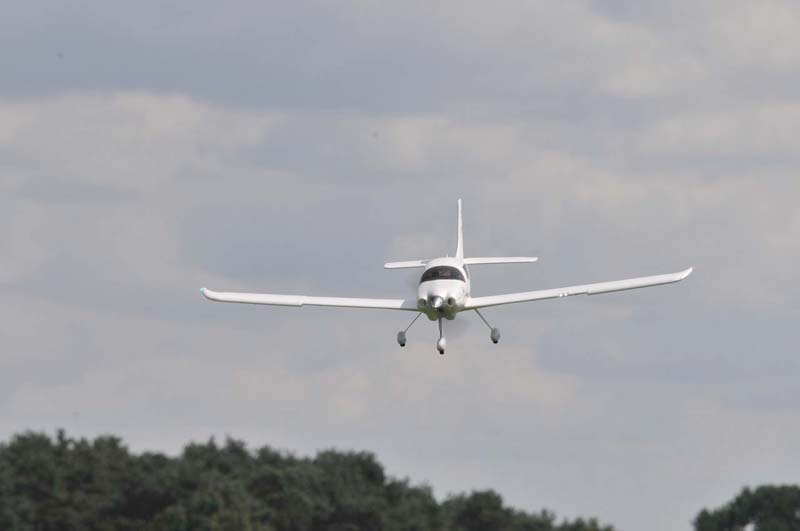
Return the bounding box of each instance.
[475,309,501,344]
[397,312,422,348]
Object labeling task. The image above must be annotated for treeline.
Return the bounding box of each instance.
[1,431,798,531]
[0,431,612,531]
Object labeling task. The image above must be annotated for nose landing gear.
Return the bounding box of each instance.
[437,318,445,355]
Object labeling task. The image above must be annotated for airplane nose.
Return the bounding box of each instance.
[429,295,444,309]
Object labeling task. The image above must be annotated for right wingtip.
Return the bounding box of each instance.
[680,267,694,280]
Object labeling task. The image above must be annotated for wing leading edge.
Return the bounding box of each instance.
[464,267,693,309]
[201,288,418,311]
[463,257,538,265]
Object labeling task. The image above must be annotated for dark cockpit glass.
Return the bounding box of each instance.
[419,266,466,283]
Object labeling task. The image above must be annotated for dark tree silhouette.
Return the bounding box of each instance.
[695,485,800,531]
[0,430,617,531]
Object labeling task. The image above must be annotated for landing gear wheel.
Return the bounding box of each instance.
[436,337,446,355]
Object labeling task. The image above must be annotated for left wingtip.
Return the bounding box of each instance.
[679,267,694,279]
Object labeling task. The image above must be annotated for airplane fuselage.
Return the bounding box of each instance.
[417,257,471,320]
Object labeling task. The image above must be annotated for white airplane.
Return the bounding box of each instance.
[201,200,692,354]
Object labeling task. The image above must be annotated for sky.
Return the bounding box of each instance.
[2,1,800,529]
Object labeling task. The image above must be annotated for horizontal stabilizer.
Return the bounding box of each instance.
[384,260,429,269]
[463,257,538,265]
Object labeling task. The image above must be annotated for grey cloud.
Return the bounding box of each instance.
[0,1,728,116]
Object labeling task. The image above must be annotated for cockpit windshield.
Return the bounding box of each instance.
[419,266,465,283]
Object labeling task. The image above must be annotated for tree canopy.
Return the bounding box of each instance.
[694,485,800,531]
[0,430,615,531]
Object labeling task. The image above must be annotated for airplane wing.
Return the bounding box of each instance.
[464,267,692,309]
[463,257,538,265]
[201,288,418,311]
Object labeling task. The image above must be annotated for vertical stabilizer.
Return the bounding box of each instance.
[456,199,464,259]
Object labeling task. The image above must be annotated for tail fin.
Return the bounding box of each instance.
[456,199,464,259]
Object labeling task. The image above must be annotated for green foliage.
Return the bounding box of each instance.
[0,430,618,531]
[441,491,614,531]
[694,485,800,531]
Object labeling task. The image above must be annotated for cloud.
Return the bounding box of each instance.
[711,0,800,71]
[8,91,796,313]
[640,103,800,160]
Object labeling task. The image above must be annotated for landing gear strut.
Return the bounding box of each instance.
[475,309,500,344]
[436,317,446,355]
[397,312,422,347]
